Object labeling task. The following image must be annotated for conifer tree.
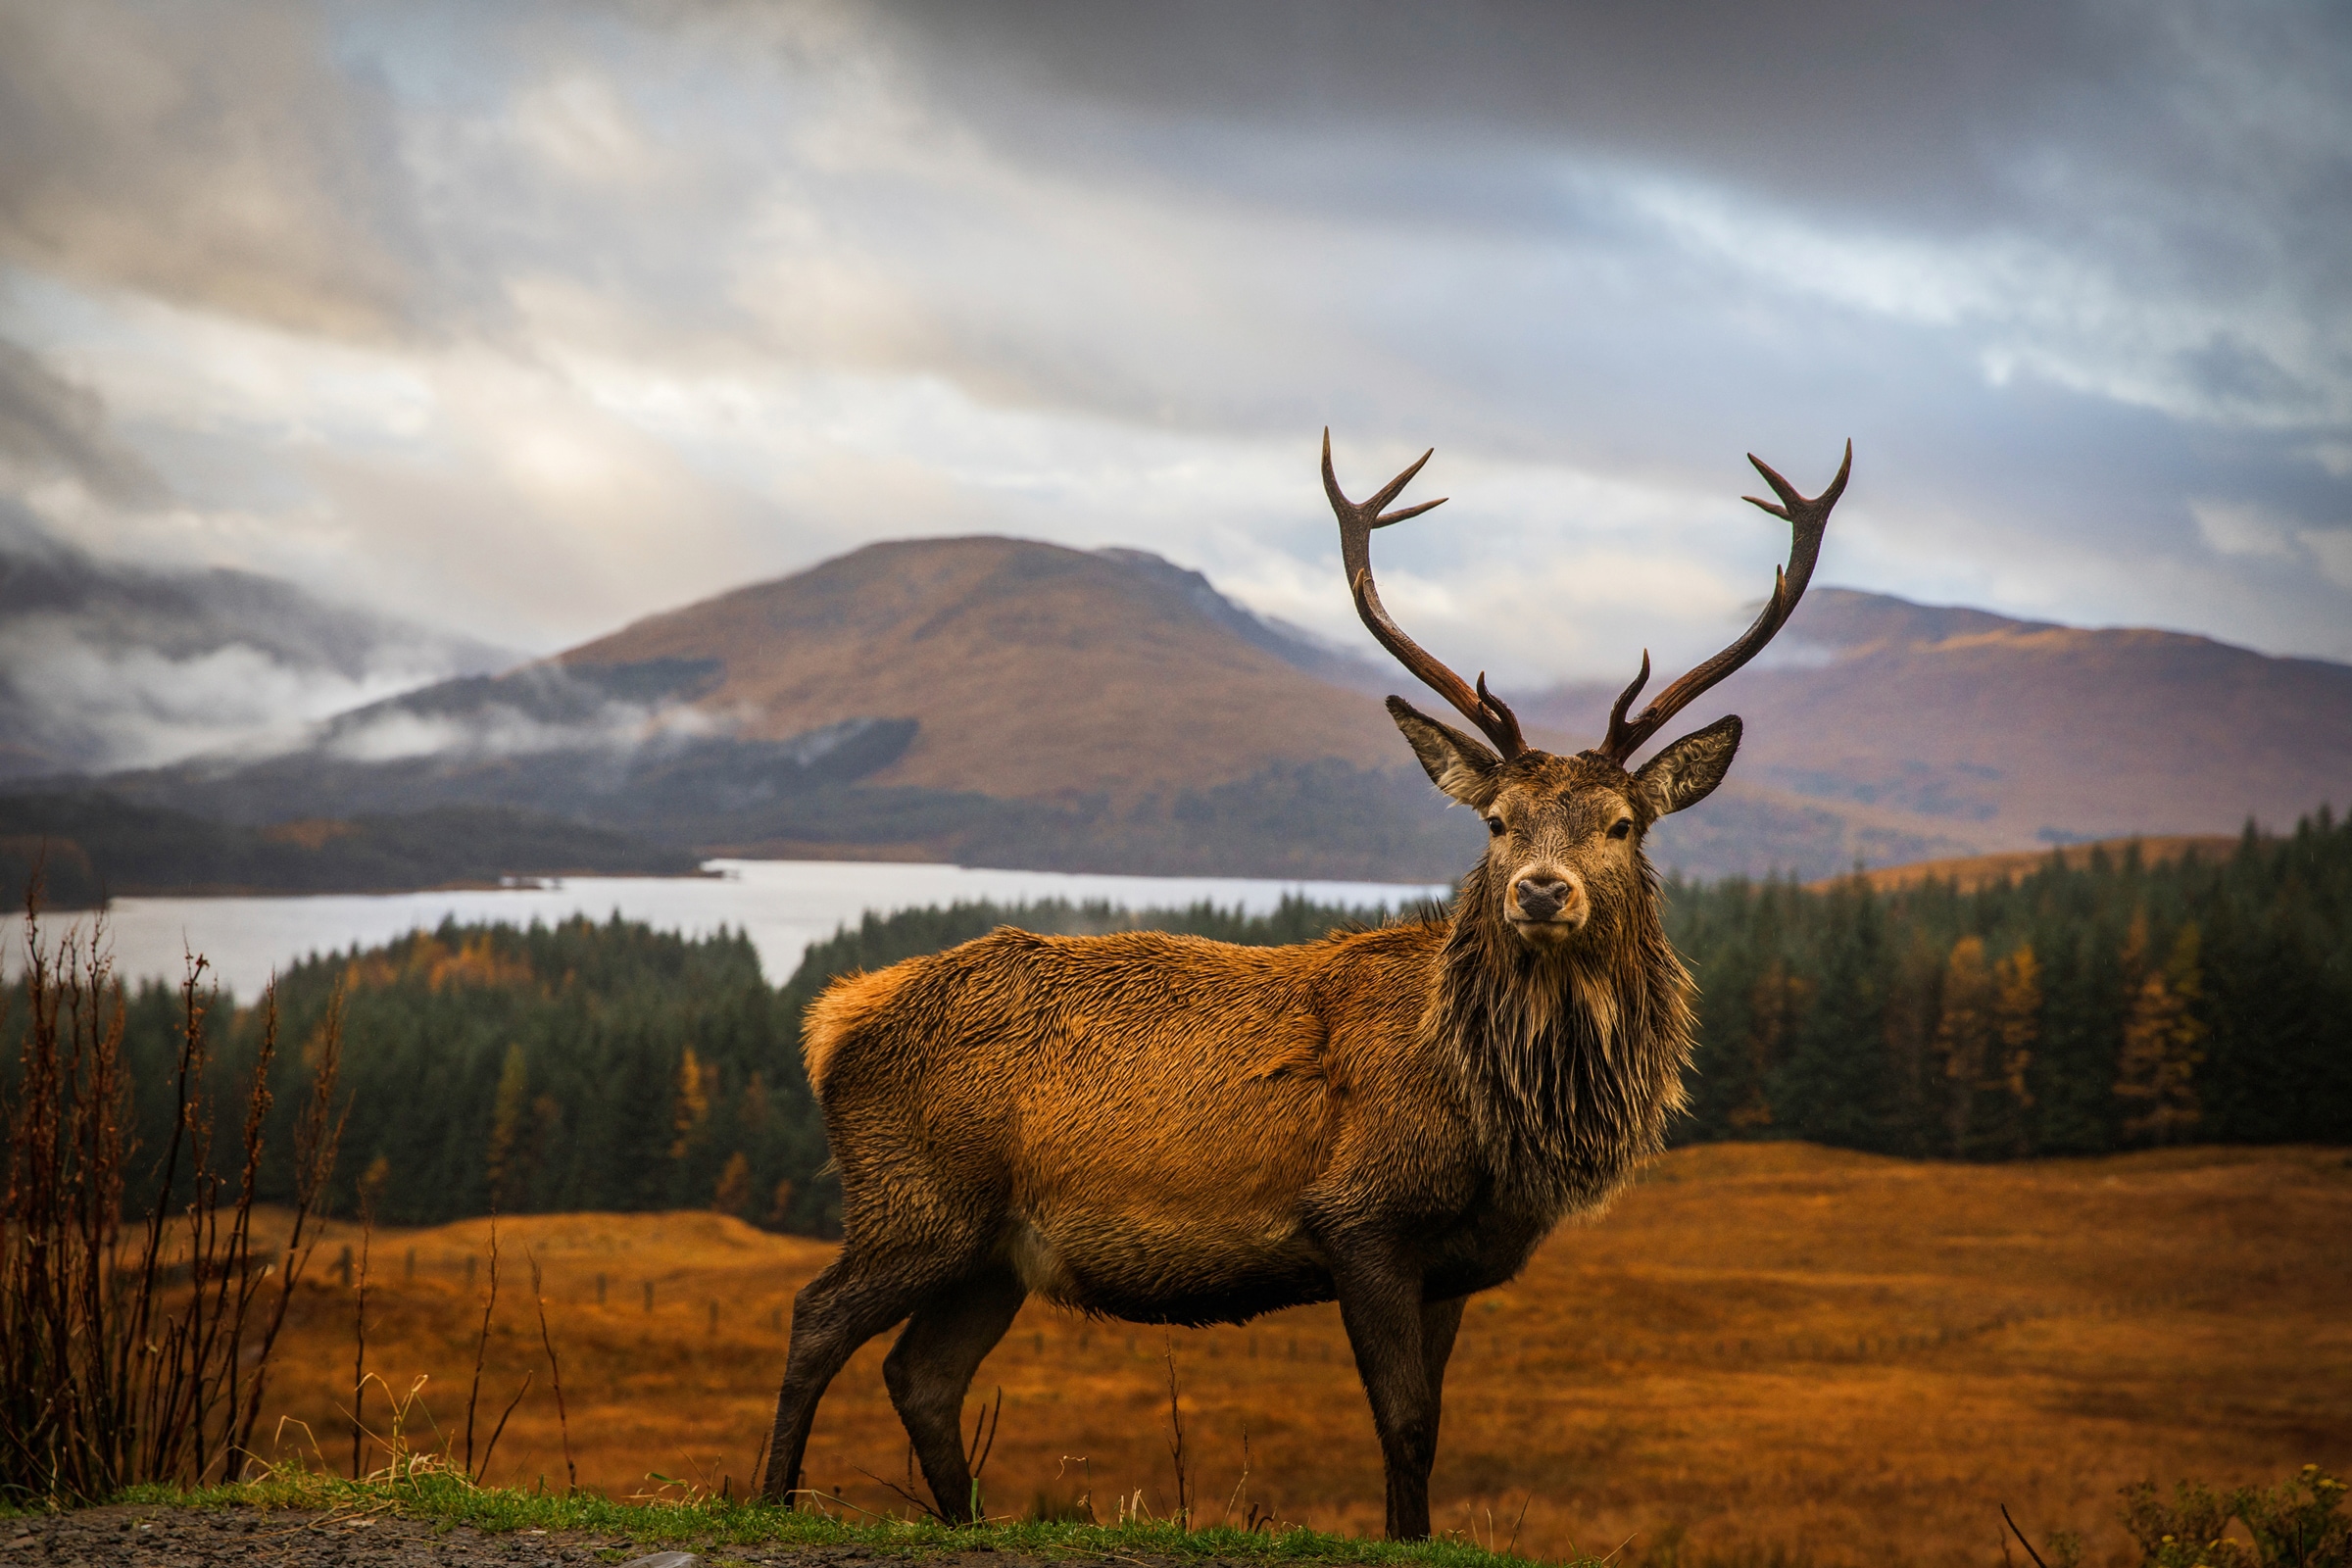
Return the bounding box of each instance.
[1880,930,1945,1157]
[1732,959,1809,1132]
[2041,888,2129,1152]
[1779,880,1887,1149]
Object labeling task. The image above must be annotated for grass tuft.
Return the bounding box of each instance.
[101,1467,1607,1567]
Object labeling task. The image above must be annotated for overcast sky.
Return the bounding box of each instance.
[4,0,2348,712]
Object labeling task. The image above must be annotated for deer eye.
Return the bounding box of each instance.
[1485,816,1506,838]
[1608,818,1633,840]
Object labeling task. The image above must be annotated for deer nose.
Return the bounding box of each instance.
[1514,877,1574,921]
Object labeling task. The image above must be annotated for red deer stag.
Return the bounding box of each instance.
[759,433,1850,1537]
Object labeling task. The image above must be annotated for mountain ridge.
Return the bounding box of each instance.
[24,539,2350,887]
[1521,586,2352,857]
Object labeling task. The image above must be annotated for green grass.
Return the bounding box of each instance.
[74,1467,1602,1568]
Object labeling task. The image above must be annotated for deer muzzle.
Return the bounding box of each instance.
[1508,870,1589,941]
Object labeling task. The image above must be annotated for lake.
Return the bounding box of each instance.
[19,858,1452,998]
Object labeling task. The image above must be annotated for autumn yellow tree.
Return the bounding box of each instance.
[1989,943,2041,1155]
[668,1046,710,1160]
[1935,936,1992,1155]
[712,1151,753,1217]
[485,1043,531,1208]
[2115,917,2207,1144]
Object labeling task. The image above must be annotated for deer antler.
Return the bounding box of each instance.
[1597,441,1850,765]
[1323,429,1527,759]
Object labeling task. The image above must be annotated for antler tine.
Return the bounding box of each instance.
[1597,441,1849,765]
[1604,650,1652,741]
[1742,439,1851,521]
[1322,431,1446,574]
[1323,428,1525,759]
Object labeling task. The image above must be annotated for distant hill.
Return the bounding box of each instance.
[0,793,699,908]
[1522,588,2352,871]
[1803,833,2246,895]
[38,543,2352,888]
[554,535,1401,801]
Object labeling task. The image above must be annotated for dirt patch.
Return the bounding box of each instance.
[0,1507,1157,1568]
[3,1506,617,1568]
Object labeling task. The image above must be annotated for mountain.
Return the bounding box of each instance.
[37,542,2352,889]
[550,536,1400,801]
[0,510,512,779]
[1519,588,2352,869]
[69,539,1488,882]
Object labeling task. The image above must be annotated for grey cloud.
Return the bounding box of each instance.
[0,339,165,504]
[223,3,2346,464]
[0,0,423,338]
[2178,335,2320,414]
[869,1,2352,431]
[876,1,2347,242]
[1,0,2346,725]
[876,0,2112,204]
[0,505,514,776]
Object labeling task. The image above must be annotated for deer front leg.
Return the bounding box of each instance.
[1332,1253,1442,1540]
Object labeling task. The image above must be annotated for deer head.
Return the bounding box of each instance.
[1323,430,1849,952]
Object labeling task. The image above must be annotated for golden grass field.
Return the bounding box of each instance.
[250,1143,2351,1568]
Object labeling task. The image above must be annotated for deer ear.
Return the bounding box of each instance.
[1388,696,1499,807]
[1635,714,1742,816]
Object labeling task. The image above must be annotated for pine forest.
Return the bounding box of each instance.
[17,811,2346,1238]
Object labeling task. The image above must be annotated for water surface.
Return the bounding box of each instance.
[22,859,1450,998]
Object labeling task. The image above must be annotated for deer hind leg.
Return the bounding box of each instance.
[1332,1255,1445,1541]
[760,1247,948,1505]
[883,1263,1027,1522]
[1421,1294,1466,1454]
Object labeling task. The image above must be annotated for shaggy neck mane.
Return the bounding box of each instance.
[1427,856,1696,1216]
